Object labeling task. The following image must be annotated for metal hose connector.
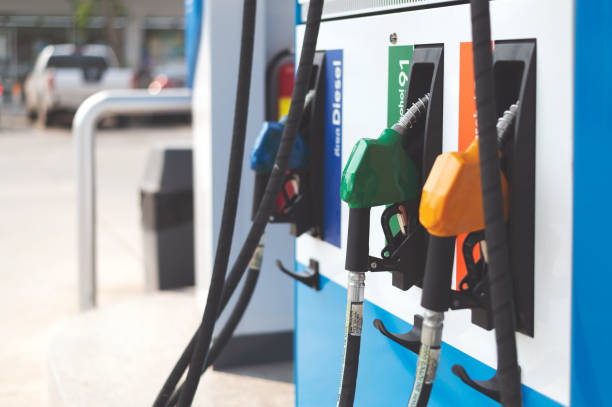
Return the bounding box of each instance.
[247,235,265,270]
[407,310,444,407]
[392,93,431,136]
[421,309,444,348]
[496,102,520,147]
[347,271,366,303]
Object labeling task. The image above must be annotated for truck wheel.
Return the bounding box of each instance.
[27,108,37,122]
[37,105,54,128]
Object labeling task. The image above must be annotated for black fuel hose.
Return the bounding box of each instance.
[154,258,259,407]
[165,263,262,407]
[470,0,523,405]
[337,207,370,407]
[176,1,324,405]
[153,1,258,406]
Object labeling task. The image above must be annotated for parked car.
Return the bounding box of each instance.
[24,44,135,126]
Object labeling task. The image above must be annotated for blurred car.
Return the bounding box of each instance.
[24,44,136,126]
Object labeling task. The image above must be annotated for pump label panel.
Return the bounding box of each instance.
[387,45,414,127]
[324,49,343,248]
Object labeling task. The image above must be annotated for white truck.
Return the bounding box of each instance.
[25,44,135,126]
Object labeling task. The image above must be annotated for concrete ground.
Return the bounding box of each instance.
[0,106,294,406]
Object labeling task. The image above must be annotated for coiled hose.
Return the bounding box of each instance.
[470,0,523,405]
[161,1,324,405]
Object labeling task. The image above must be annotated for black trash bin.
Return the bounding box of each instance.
[140,146,194,290]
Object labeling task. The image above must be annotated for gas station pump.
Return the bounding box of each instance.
[153,0,609,405]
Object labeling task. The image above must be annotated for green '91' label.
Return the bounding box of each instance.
[387,45,414,127]
[386,45,414,237]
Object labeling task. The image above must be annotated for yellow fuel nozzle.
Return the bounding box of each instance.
[419,103,518,237]
[419,139,509,237]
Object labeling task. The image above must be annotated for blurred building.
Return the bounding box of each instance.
[0,0,185,93]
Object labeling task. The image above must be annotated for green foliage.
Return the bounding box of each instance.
[74,1,94,30]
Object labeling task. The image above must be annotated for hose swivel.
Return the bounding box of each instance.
[497,102,520,146]
[392,93,431,135]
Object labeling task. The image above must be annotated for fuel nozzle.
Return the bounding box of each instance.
[249,95,314,232]
[419,102,519,237]
[341,93,430,209]
[337,94,431,407]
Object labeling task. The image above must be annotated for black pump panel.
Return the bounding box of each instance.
[305,51,327,239]
[470,40,536,337]
[392,44,444,291]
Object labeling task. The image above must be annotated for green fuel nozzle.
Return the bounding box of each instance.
[341,94,430,209]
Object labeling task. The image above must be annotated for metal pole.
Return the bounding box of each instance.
[73,89,192,310]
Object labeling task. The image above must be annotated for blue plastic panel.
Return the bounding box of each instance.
[323,50,343,247]
[184,0,202,89]
[573,1,612,406]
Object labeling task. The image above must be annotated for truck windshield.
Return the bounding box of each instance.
[48,55,108,70]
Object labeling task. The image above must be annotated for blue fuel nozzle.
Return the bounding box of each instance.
[249,118,309,173]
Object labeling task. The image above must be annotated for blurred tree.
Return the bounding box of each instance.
[100,0,125,64]
[73,0,94,44]
[70,0,127,63]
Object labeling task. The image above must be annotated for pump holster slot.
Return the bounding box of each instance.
[464,40,536,336]
[303,51,327,239]
[254,51,327,239]
[451,39,534,405]
[391,44,444,291]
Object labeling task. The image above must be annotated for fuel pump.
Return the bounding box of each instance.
[337,94,431,407]
[372,1,531,404]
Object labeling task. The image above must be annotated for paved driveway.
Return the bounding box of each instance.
[0,107,191,405]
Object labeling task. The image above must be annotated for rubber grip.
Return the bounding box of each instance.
[421,236,456,312]
[346,208,371,271]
